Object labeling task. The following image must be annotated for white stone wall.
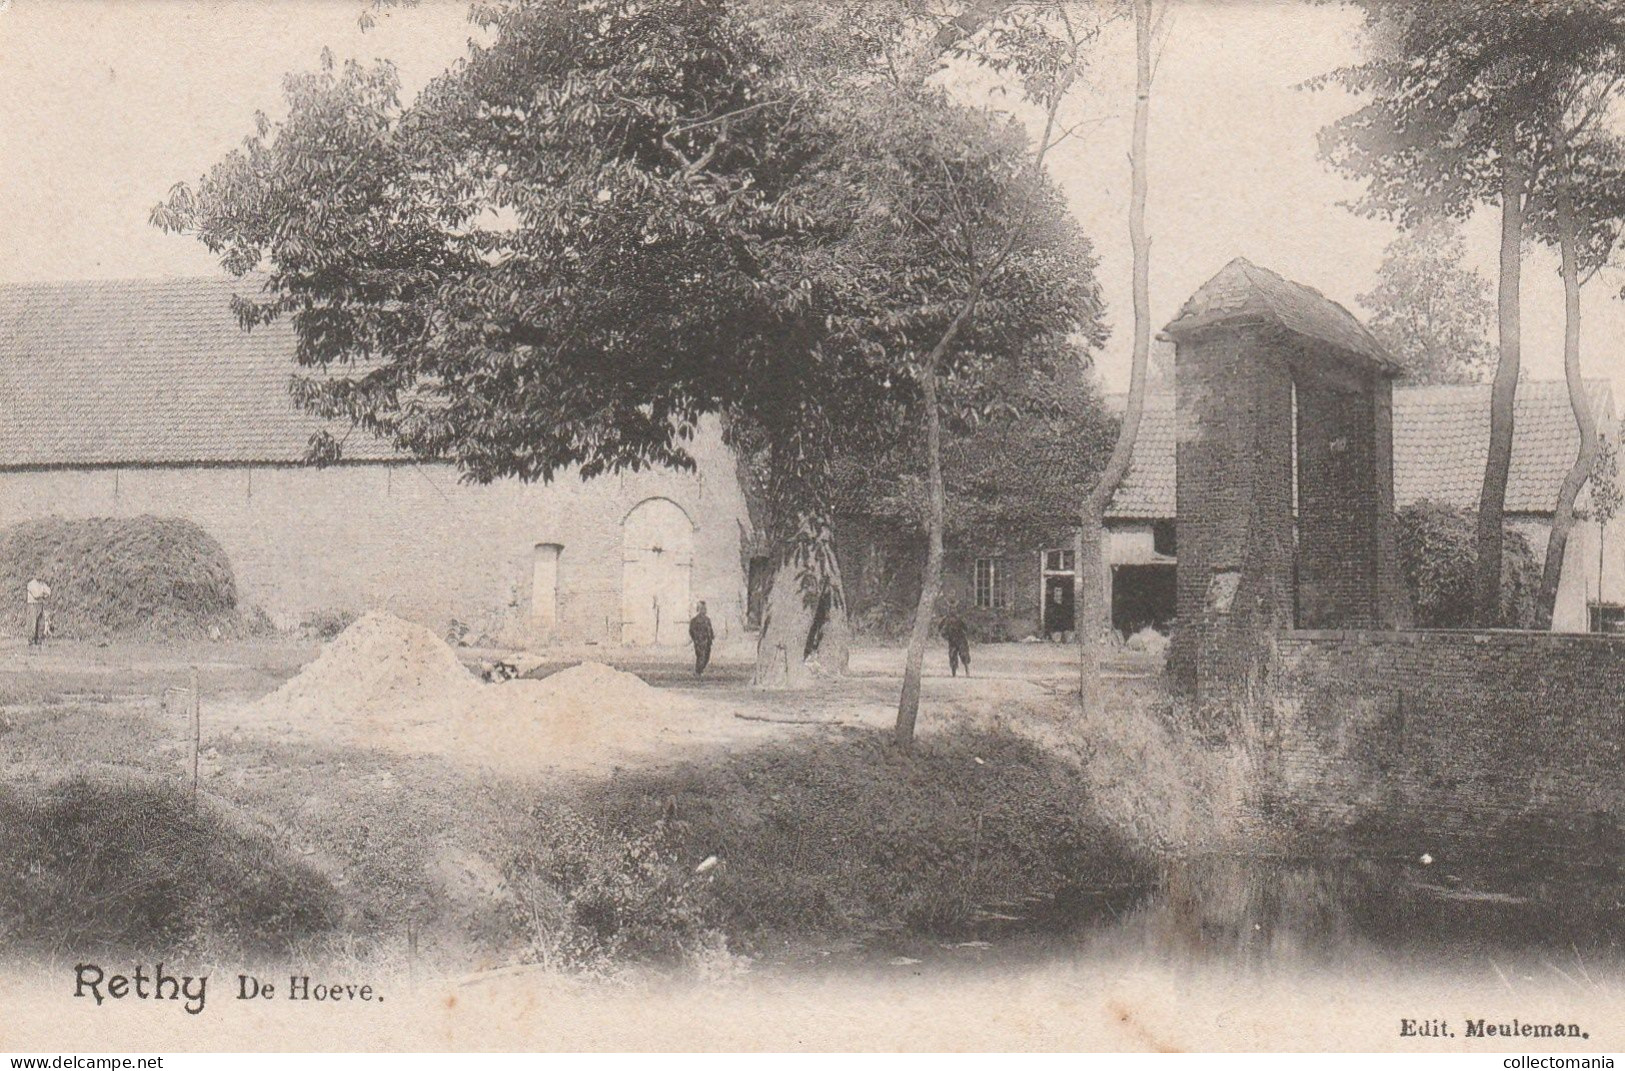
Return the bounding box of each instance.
[0,418,752,645]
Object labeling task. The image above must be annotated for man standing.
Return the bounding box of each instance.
[941,604,971,678]
[25,576,51,647]
[688,601,714,678]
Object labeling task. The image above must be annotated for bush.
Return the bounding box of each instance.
[299,607,360,639]
[506,809,722,972]
[0,515,239,640]
[1395,499,1540,628]
[0,776,342,959]
[522,726,1150,959]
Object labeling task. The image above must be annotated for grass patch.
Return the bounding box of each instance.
[0,774,342,960]
[511,725,1152,967]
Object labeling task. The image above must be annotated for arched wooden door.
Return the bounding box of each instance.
[621,497,694,645]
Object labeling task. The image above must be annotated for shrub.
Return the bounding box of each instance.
[0,776,342,959]
[241,605,281,638]
[526,726,1150,957]
[0,515,239,639]
[1395,499,1539,628]
[299,607,360,639]
[505,809,722,972]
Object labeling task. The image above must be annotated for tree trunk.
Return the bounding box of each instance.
[1077,0,1154,700]
[895,358,944,748]
[752,514,851,688]
[1534,185,1598,629]
[751,417,850,689]
[1474,137,1527,625]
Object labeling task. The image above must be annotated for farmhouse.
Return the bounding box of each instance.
[917,259,1624,642]
[0,277,755,645]
[1102,381,1623,637]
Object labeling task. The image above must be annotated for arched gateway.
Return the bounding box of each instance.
[621,497,695,645]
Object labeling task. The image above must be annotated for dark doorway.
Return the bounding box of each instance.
[746,556,772,631]
[1043,575,1075,634]
[1112,564,1176,637]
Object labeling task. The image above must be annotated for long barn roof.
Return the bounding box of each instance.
[0,276,395,468]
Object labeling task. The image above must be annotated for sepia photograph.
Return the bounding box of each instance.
[0,0,1622,1055]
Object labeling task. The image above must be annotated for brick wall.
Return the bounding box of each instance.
[1267,629,1625,856]
[0,418,751,644]
[1294,369,1380,628]
[1171,325,1297,692]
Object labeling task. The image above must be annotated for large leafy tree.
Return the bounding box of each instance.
[834,353,1117,542]
[155,0,1099,687]
[1358,219,1495,385]
[1320,0,1625,625]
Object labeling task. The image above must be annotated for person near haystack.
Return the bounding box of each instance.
[25,576,51,647]
[688,601,714,677]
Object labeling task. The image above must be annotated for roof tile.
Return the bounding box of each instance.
[1163,258,1400,372]
[0,276,397,467]
[1106,382,1616,519]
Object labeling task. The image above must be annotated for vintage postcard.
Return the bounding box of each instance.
[1,0,1622,1055]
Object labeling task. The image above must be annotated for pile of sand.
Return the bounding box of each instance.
[449,662,689,770]
[248,612,691,771]
[249,611,484,737]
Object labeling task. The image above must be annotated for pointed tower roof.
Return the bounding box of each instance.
[1162,257,1399,374]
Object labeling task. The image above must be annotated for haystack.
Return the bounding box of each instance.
[0,515,238,639]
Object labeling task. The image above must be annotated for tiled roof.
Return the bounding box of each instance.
[1392,379,1615,514]
[1163,258,1400,373]
[1104,391,1175,519]
[1106,381,1616,520]
[0,276,397,468]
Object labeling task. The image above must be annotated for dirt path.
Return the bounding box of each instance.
[3,633,1162,781]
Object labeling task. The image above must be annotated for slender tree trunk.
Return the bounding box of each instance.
[1534,185,1598,629]
[1474,139,1527,625]
[895,358,944,746]
[1078,0,1154,702]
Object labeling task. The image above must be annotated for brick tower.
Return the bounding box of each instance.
[1164,258,1410,698]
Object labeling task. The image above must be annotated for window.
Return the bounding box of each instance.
[1589,602,1625,634]
[974,558,1001,610]
[1152,521,1177,558]
[1043,549,1076,573]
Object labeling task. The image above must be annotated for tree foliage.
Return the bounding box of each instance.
[832,353,1117,546]
[1318,1,1625,226]
[154,0,1097,491]
[1320,0,1625,624]
[1589,432,1624,529]
[1395,499,1539,629]
[1358,219,1494,385]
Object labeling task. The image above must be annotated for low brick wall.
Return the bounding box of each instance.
[1266,629,1625,857]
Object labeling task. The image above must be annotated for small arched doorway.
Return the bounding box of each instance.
[621,497,694,645]
[532,543,563,626]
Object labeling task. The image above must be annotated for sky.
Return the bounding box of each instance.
[1,0,1622,396]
